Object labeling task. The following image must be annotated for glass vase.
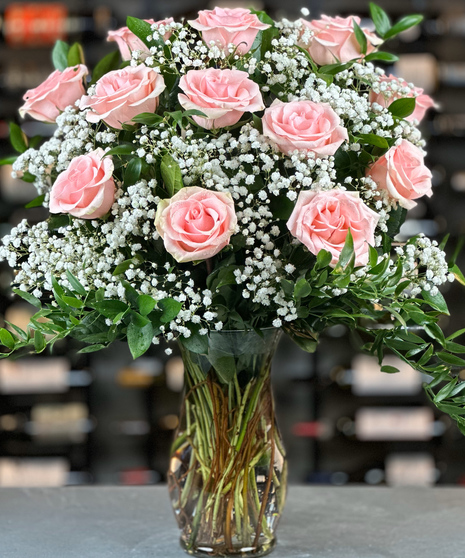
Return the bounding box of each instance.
[168,328,287,557]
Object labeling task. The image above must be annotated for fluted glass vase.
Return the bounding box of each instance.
[168,328,287,557]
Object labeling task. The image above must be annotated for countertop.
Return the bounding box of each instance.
[1,485,465,557]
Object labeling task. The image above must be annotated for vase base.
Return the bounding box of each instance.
[180,537,276,558]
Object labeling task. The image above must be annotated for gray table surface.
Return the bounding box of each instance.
[1,486,465,558]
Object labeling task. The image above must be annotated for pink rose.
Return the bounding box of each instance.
[299,15,381,65]
[107,19,173,61]
[19,65,88,123]
[262,100,348,156]
[79,65,165,130]
[178,68,264,129]
[367,139,433,210]
[370,74,437,123]
[49,148,115,219]
[189,8,270,55]
[155,186,237,263]
[287,189,379,267]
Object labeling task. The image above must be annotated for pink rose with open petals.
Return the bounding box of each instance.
[79,65,165,130]
[49,148,115,219]
[155,186,237,263]
[367,139,433,210]
[370,74,437,123]
[299,15,381,65]
[189,8,270,55]
[19,65,88,123]
[262,100,348,156]
[287,190,379,267]
[178,68,264,129]
[107,19,173,61]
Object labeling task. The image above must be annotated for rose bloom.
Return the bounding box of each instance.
[19,65,88,123]
[287,189,379,267]
[370,74,437,123]
[262,100,348,156]
[155,186,237,263]
[178,68,264,129]
[189,7,270,55]
[80,65,165,130]
[367,139,433,210]
[49,148,115,219]
[299,15,381,65]
[107,18,173,61]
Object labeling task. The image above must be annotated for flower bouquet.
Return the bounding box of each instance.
[1,3,465,556]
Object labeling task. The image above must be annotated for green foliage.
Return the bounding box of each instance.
[160,154,183,196]
[9,123,28,153]
[52,40,70,70]
[389,98,416,119]
[352,18,367,55]
[91,50,121,85]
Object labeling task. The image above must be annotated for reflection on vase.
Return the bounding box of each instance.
[168,328,287,557]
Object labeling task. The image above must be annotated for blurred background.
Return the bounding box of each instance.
[0,0,465,489]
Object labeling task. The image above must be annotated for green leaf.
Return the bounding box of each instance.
[450,264,465,287]
[67,42,85,66]
[66,270,87,296]
[364,51,399,63]
[353,18,367,55]
[0,328,15,350]
[444,341,465,354]
[388,98,416,119]
[422,289,449,315]
[386,206,407,238]
[78,344,107,354]
[132,112,164,126]
[13,288,41,308]
[48,214,70,231]
[25,195,45,209]
[335,230,354,271]
[124,158,142,186]
[269,194,294,220]
[93,300,129,320]
[447,328,465,342]
[381,365,400,374]
[5,322,28,341]
[318,62,354,76]
[138,294,157,316]
[178,324,208,355]
[52,40,70,70]
[384,14,424,40]
[91,50,121,85]
[369,3,391,37]
[112,257,142,276]
[0,155,18,166]
[211,355,236,384]
[437,352,465,367]
[316,250,332,269]
[34,330,46,353]
[105,144,134,157]
[9,123,28,153]
[126,16,156,48]
[160,153,183,197]
[418,344,434,366]
[252,114,263,133]
[357,134,389,149]
[61,296,84,309]
[434,378,458,403]
[368,245,379,268]
[127,318,154,359]
[294,278,312,300]
[158,298,182,323]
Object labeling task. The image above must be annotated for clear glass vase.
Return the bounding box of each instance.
[168,328,287,557]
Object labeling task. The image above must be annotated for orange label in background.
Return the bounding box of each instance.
[4,3,68,46]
